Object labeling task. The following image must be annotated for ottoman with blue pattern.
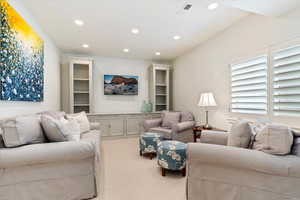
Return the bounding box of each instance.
[139,132,164,159]
[157,140,187,176]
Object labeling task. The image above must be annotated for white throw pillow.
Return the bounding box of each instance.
[41,116,80,142]
[1,115,45,147]
[253,124,293,155]
[227,120,252,148]
[66,112,90,133]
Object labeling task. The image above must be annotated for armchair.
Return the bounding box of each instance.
[143,112,195,143]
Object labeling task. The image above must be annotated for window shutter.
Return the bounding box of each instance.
[273,45,300,117]
[230,56,268,114]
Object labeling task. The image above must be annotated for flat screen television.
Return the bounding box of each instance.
[104,75,138,95]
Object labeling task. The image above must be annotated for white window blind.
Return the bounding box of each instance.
[230,56,268,114]
[273,45,300,117]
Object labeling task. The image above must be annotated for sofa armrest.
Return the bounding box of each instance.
[200,130,228,145]
[172,121,195,133]
[143,118,162,132]
[187,143,289,177]
[90,122,100,130]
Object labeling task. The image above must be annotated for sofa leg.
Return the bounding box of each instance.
[182,168,186,177]
[162,168,166,176]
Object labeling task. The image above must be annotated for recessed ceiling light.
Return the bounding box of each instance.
[208,2,219,10]
[173,35,181,40]
[74,19,84,26]
[123,48,130,53]
[131,28,139,34]
[155,52,161,56]
[82,44,89,48]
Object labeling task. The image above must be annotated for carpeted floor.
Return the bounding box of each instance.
[97,137,186,200]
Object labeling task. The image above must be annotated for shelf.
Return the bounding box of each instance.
[156,94,166,96]
[156,104,167,106]
[74,104,90,107]
[74,91,89,94]
[156,84,166,87]
[74,78,89,81]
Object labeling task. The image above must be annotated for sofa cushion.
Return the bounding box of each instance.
[39,111,66,119]
[1,115,45,148]
[41,116,80,142]
[0,141,95,168]
[162,112,180,128]
[67,112,90,133]
[253,124,293,155]
[149,127,172,139]
[181,111,194,122]
[227,120,252,148]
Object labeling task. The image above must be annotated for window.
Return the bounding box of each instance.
[273,45,300,117]
[230,56,268,114]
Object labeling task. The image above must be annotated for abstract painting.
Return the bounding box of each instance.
[0,0,44,102]
[104,75,138,95]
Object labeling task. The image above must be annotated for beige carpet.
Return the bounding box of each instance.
[98,137,186,200]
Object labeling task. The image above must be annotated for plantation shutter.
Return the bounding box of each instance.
[230,56,268,114]
[273,45,300,117]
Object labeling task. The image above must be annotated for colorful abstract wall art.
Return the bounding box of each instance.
[0,0,44,102]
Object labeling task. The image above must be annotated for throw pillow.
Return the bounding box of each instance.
[66,112,90,133]
[41,116,81,142]
[180,112,194,122]
[253,124,293,155]
[39,111,66,120]
[227,120,252,148]
[162,112,181,128]
[1,115,45,147]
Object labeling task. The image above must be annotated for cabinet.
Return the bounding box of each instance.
[61,57,93,114]
[87,113,161,137]
[149,64,171,112]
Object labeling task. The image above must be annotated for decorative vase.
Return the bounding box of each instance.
[146,101,153,113]
[141,100,147,113]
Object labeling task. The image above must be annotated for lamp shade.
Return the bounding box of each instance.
[198,93,217,107]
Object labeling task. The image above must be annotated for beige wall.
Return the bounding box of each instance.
[0,0,61,118]
[173,13,300,130]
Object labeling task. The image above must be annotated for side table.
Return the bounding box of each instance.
[192,126,225,142]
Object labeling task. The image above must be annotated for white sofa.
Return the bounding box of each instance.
[187,130,300,200]
[0,113,102,200]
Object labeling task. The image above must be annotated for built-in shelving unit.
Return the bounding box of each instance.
[61,58,93,114]
[149,64,170,112]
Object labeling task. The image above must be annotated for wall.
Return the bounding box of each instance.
[62,55,153,113]
[0,0,61,118]
[173,13,300,130]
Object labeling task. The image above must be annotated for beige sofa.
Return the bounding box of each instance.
[187,130,300,200]
[0,113,102,200]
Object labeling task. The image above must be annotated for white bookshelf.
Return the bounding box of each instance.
[61,58,93,114]
[149,64,170,112]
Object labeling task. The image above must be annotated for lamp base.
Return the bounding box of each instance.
[203,123,212,130]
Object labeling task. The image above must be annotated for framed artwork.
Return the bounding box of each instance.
[0,0,44,102]
[104,75,138,95]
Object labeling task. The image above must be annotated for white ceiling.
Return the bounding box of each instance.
[22,0,299,61]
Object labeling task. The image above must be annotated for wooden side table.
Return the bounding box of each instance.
[192,126,225,142]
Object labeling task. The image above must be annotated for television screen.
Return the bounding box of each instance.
[104,75,138,95]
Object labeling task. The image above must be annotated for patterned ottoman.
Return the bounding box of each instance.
[139,132,164,159]
[157,140,187,176]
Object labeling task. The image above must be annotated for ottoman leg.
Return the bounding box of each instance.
[139,150,142,156]
[182,168,186,177]
[162,168,166,176]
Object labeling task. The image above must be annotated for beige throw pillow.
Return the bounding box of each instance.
[41,116,80,142]
[66,112,90,133]
[1,115,45,147]
[253,124,293,155]
[227,120,252,148]
[162,112,181,128]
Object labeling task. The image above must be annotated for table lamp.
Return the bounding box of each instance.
[198,92,217,129]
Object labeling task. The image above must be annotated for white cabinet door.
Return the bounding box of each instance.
[98,119,110,136]
[126,117,142,135]
[110,119,124,136]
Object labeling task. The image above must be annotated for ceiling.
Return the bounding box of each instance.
[21,0,299,61]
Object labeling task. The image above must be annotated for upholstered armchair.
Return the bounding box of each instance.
[143,112,196,143]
